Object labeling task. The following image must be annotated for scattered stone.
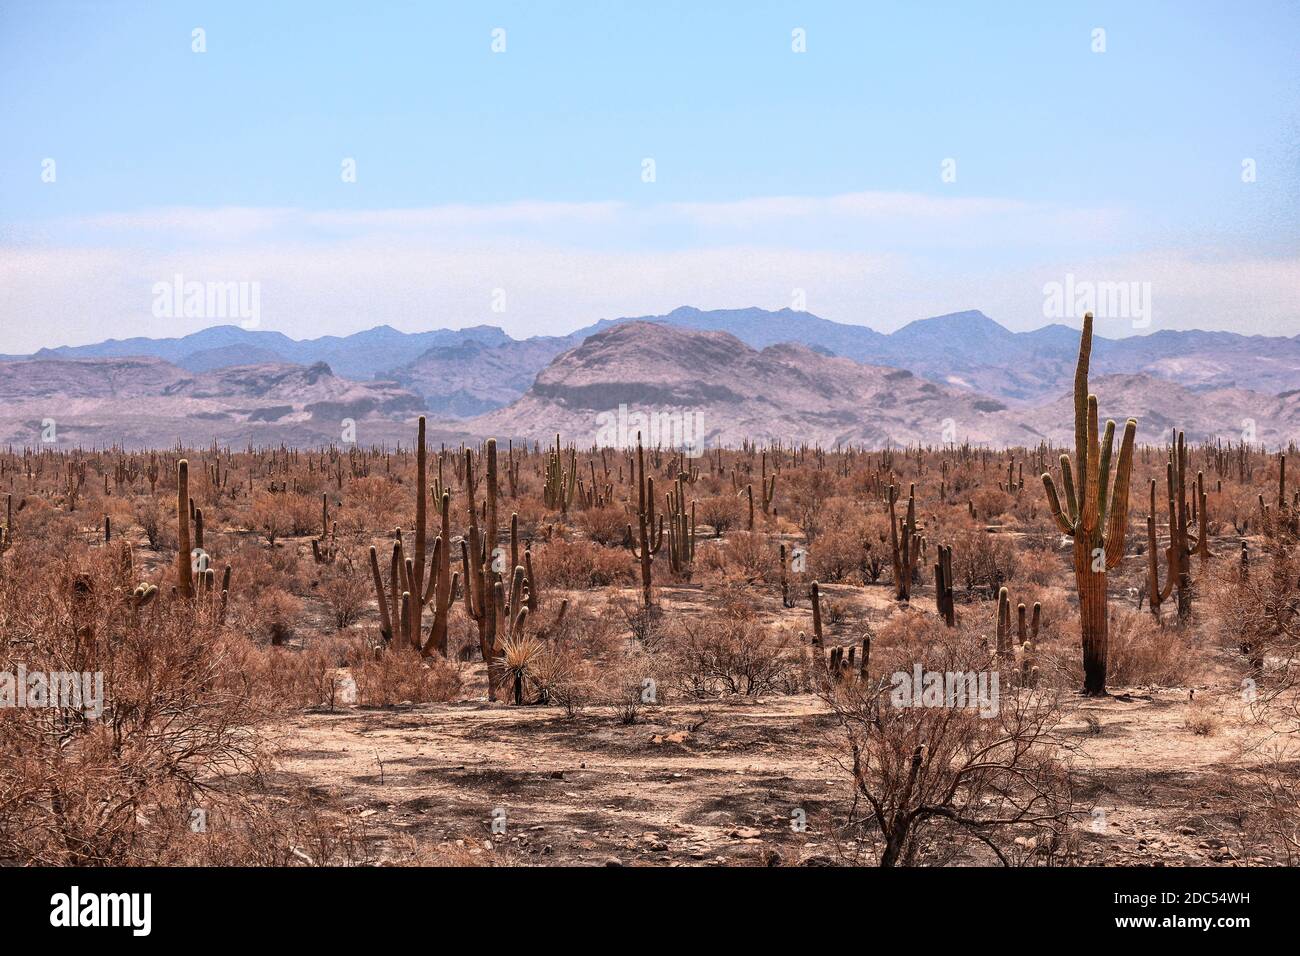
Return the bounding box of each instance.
[651,730,690,745]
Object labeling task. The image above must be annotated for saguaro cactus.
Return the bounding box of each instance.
[665,472,696,575]
[421,489,456,657]
[1041,313,1137,695]
[933,543,955,627]
[995,586,1013,662]
[463,440,503,696]
[543,434,577,513]
[887,482,923,601]
[627,434,663,607]
[1146,430,1205,623]
[176,459,193,599]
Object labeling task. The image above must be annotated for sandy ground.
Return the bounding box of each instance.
[275,665,1279,867]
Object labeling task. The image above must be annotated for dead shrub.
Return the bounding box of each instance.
[238,586,302,646]
[953,528,1019,596]
[666,614,797,698]
[696,494,742,537]
[576,505,629,547]
[824,632,1079,866]
[320,560,370,630]
[349,643,462,707]
[532,538,628,588]
[971,487,1014,520]
[710,530,777,582]
[1184,701,1220,736]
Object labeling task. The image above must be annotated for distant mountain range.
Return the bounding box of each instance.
[2,306,1298,448]
[475,321,1300,448]
[0,356,433,448]
[9,306,1300,414]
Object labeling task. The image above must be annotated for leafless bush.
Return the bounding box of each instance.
[666,609,797,698]
[576,504,629,547]
[953,528,1019,596]
[697,495,742,537]
[320,560,370,630]
[823,633,1080,866]
[0,554,269,865]
[349,643,462,707]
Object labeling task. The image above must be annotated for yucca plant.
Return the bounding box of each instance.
[497,632,545,706]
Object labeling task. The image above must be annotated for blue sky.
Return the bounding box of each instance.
[1,0,1297,350]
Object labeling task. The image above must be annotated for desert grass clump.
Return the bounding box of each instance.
[1184,700,1221,736]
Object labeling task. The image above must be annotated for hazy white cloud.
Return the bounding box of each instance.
[1,192,1295,352]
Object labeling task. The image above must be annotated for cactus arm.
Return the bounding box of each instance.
[1096,418,1116,529]
[1145,514,1162,608]
[1058,454,1079,525]
[460,538,479,619]
[421,536,440,604]
[369,545,393,642]
[413,416,427,610]
[1159,544,1177,601]
[509,565,525,616]
[1159,491,1178,600]
[1041,473,1075,535]
[1103,418,1137,570]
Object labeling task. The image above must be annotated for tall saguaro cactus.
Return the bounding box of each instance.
[627,433,663,607]
[1146,430,1205,623]
[176,459,193,599]
[1041,313,1138,696]
[887,482,923,601]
